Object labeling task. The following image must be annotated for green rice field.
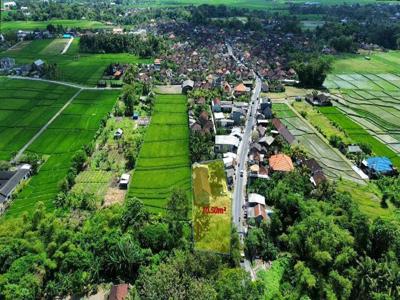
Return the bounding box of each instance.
[1,19,109,32]
[319,106,400,167]
[337,180,397,220]
[128,94,191,213]
[330,51,400,75]
[5,89,119,217]
[0,77,77,161]
[273,103,364,183]
[1,39,151,86]
[324,51,400,159]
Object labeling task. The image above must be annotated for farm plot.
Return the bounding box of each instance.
[273,104,364,183]
[331,51,400,74]
[128,94,191,213]
[6,90,119,217]
[1,20,110,33]
[325,73,400,91]
[40,39,70,56]
[0,77,78,161]
[319,107,400,168]
[71,170,114,202]
[324,53,400,156]
[1,39,151,86]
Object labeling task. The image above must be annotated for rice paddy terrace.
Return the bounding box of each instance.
[273,103,364,183]
[324,51,400,167]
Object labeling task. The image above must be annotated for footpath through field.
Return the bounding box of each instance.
[8,75,122,163]
[61,37,74,55]
[12,88,83,163]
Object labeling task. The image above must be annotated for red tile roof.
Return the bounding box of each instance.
[269,154,294,172]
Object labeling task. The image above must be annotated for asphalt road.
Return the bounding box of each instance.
[227,43,262,235]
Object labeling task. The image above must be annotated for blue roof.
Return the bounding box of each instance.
[366,157,393,173]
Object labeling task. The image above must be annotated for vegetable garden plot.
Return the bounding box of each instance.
[72,170,113,201]
[128,94,191,213]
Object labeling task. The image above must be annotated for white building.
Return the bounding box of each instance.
[215,135,240,153]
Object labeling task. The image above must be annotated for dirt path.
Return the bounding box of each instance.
[61,37,74,55]
[12,89,83,163]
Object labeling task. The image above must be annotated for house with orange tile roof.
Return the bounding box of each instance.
[233,83,249,96]
[269,154,294,172]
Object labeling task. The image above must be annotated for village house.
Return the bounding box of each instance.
[112,27,124,35]
[119,173,131,189]
[247,204,267,223]
[0,165,31,214]
[215,135,240,153]
[248,193,266,207]
[114,128,123,139]
[305,92,332,106]
[269,154,294,172]
[303,158,327,186]
[233,83,249,96]
[361,157,397,177]
[272,118,295,144]
[3,1,16,10]
[0,57,15,72]
[182,79,194,94]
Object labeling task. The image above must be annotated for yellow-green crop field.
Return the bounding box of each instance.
[192,160,231,254]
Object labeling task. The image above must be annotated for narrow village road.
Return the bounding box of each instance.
[227,42,261,281]
[232,77,261,235]
[8,75,122,90]
[12,89,83,163]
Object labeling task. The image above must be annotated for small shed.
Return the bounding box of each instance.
[132,112,139,120]
[109,283,129,300]
[119,174,131,189]
[348,145,362,154]
[362,157,395,176]
[114,128,123,139]
[182,79,194,94]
